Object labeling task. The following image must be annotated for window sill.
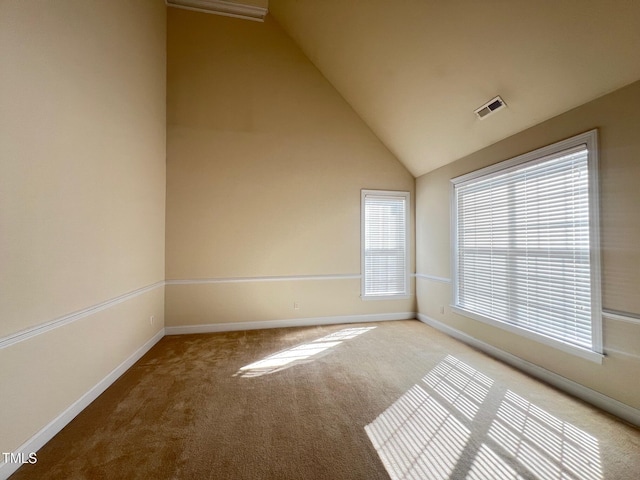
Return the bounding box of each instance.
[451,306,604,364]
[361,294,412,301]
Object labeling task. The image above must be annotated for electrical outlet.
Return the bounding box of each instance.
[293,302,300,310]
[150,315,155,325]
[439,306,445,314]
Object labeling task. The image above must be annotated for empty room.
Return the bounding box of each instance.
[1,0,639,478]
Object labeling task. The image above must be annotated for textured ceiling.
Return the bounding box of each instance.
[270,0,640,176]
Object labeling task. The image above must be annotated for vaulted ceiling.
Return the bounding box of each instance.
[267,0,640,176]
[182,1,640,177]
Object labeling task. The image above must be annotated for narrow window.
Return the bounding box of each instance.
[451,130,602,362]
[361,190,410,299]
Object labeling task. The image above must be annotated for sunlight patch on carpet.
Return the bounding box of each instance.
[234,326,376,377]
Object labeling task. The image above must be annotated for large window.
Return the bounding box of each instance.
[451,131,602,362]
[361,190,410,299]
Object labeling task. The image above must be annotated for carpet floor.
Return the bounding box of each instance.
[11,320,640,479]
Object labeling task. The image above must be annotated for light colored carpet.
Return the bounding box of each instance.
[11,320,640,479]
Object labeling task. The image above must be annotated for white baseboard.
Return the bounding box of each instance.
[0,329,165,480]
[165,312,416,335]
[416,313,640,428]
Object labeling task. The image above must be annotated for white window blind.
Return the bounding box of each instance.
[452,131,602,358]
[361,190,409,298]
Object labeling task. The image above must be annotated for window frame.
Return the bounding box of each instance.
[361,189,411,300]
[450,130,603,363]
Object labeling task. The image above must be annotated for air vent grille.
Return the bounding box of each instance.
[475,96,507,119]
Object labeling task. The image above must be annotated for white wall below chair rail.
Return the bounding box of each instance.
[0,330,165,480]
[417,313,640,428]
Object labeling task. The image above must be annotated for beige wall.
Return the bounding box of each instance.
[416,80,640,409]
[0,0,166,456]
[166,9,415,326]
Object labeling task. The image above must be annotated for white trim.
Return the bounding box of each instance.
[602,309,640,326]
[165,0,267,22]
[415,273,452,284]
[165,312,416,335]
[450,179,460,306]
[0,282,164,350]
[0,329,165,480]
[416,314,640,428]
[360,294,412,301]
[586,131,603,353]
[0,274,374,349]
[451,130,598,185]
[166,273,361,285]
[451,306,604,364]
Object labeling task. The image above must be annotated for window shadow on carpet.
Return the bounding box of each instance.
[366,355,602,480]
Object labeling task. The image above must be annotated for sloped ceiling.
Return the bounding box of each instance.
[270,0,640,177]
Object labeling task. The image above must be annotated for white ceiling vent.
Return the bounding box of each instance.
[166,0,268,22]
[475,96,507,119]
